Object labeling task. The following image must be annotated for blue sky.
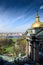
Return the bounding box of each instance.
[0,0,43,32]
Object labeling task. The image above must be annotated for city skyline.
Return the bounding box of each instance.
[0,0,43,32]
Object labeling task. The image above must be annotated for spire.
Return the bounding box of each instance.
[32,10,43,28]
[36,10,39,17]
[36,10,40,22]
[37,10,38,15]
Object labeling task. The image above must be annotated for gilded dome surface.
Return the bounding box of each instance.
[32,21,42,28]
[32,13,43,28]
[41,23,43,27]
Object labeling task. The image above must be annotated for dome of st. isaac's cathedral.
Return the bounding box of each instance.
[32,13,43,28]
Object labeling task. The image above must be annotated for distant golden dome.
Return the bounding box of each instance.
[32,13,43,28]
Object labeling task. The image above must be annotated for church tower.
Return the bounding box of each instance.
[26,11,43,62]
[32,11,43,28]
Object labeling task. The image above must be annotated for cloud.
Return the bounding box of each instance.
[0,1,40,32]
[40,5,43,9]
[11,15,25,24]
[12,23,31,32]
[0,8,26,32]
[0,8,34,32]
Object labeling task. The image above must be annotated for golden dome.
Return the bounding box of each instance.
[32,13,43,28]
[41,23,43,27]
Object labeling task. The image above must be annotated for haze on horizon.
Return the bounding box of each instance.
[0,0,43,32]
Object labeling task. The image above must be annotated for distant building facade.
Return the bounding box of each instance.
[0,32,23,38]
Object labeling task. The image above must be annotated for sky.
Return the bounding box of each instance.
[0,0,43,32]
